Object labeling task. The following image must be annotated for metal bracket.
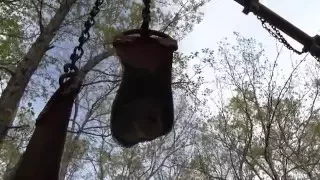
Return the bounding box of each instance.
[234,0,260,15]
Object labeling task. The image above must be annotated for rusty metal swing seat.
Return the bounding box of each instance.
[111,27,178,147]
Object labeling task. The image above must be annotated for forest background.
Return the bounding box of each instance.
[0,0,320,179]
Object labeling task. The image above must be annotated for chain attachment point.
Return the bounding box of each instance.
[140,0,151,37]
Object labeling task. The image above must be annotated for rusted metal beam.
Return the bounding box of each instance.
[233,0,320,59]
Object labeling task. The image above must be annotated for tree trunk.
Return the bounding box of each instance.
[58,136,73,180]
[0,0,78,145]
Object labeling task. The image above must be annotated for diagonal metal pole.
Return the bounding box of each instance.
[233,0,320,60]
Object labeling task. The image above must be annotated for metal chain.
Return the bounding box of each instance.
[258,16,320,61]
[140,0,151,36]
[59,0,104,86]
[257,16,305,55]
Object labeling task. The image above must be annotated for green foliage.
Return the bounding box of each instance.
[0,10,23,76]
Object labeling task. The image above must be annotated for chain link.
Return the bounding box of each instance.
[59,0,104,86]
[258,16,320,61]
[140,0,151,36]
[257,16,305,55]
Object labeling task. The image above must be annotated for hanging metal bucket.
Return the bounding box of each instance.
[111,29,178,147]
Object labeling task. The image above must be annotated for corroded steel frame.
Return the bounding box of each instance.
[234,0,320,59]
